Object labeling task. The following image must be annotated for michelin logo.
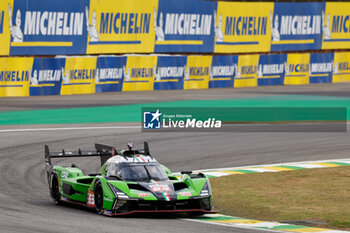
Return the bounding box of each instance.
[156,10,212,36]
[214,10,223,42]
[29,69,61,85]
[257,64,284,77]
[95,67,123,83]
[8,4,85,40]
[310,62,332,74]
[154,8,164,41]
[143,109,162,129]
[86,7,99,41]
[9,4,23,42]
[270,11,323,40]
[270,11,280,41]
[322,11,331,40]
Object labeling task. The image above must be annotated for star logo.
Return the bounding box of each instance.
[150,109,162,122]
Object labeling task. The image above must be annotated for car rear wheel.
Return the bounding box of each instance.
[51,172,61,204]
[94,181,104,214]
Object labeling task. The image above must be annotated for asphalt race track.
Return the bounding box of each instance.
[1,83,350,233]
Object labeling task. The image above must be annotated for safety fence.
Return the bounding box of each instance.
[1,52,349,97]
[0,0,349,55]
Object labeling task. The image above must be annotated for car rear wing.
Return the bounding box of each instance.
[45,142,152,167]
[45,143,117,167]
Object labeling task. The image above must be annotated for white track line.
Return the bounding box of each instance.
[184,218,286,233]
[193,158,350,173]
[0,126,141,133]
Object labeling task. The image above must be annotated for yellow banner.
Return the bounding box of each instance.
[122,56,157,91]
[0,57,32,97]
[333,52,350,83]
[234,55,259,88]
[214,2,273,53]
[322,3,350,49]
[60,57,96,95]
[184,56,211,90]
[86,0,157,54]
[284,53,310,85]
[0,0,13,55]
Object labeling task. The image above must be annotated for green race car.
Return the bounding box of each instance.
[45,142,216,216]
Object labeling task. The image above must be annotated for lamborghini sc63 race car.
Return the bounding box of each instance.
[45,142,215,216]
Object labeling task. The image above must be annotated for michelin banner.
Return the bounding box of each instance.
[122,56,157,92]
[9,0,89,55]
[270,3,325,52]
[214,2,272,53]
[284,53,310,85]
[184,55,211,90]
[154,56,186,90]
[96,56,126,93]
[60,57,96,95]
[322,3,350,50]
[234,55,259,88]
[333,52,350,83]
[0,1,350,55]
[30,57,65,96]
[87,0,157,54]
[154,0,216,53]
[257,54,286,86]
[209,55,237,88]
[0,57,32,97]
[0,52,349,96]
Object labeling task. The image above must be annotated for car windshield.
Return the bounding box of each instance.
[118,164,168,182]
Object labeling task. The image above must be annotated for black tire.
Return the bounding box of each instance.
[94,181,104,214]
[50,173,61,204]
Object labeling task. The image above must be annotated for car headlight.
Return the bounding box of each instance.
[200,181,211,197]
[108,183,129,200]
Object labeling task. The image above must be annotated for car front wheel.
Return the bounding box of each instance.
[94,181,104,214]
[50,172,61,204]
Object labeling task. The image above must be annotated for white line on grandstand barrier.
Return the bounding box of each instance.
[0,126,141,133]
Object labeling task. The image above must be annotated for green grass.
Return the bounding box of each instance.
[210,166,350,230]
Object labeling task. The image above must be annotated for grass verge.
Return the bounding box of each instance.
[210,166,350,230]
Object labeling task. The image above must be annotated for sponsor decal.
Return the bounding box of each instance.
[162,192,171,201]
[116,192,129,199]
[149,184,171,192]
[138,193,148,197]
[103,197,113,202]
[179,192,192,197]
[87,190,95,207]
[61,171,68,178]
